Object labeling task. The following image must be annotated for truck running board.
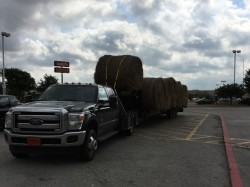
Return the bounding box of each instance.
[98,130,119,142]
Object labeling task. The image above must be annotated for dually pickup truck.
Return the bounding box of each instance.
[4,83,135,161]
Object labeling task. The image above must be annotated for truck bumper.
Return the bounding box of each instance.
[4,129,86,147]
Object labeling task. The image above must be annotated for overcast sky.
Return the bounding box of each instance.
[1,0,250,90]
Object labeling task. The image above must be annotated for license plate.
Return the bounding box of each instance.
[27,137,41,146]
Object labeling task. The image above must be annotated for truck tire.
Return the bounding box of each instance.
[80,129,97,161]
[124,113,136,136]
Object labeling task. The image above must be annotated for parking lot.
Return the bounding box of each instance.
[0,106,249,187]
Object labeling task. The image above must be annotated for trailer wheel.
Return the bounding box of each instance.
[80,129,97,161]
[174,109,178,118]
[167,110,173,119]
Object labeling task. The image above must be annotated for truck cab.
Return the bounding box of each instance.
[4,83,134,161]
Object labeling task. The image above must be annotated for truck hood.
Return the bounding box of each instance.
[15,101,95,112]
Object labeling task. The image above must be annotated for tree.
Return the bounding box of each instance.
[37,74,58,92]
[5,68,36,100]
[215,83,245,104]
[243,69,250,94]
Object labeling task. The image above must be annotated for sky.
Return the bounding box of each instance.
[1,0,250,90]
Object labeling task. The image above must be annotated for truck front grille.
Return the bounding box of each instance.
[13,112,62,134]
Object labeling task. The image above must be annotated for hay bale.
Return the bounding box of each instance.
[141,77,165,111]
[162,77,177,110]
[94,55,143,91]
[175,81,188,108]
[181,85,188,107]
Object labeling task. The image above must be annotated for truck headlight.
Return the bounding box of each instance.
[69,113,85,130]
[5,112,12,129]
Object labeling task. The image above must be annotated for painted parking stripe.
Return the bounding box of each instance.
[185,114,209,140]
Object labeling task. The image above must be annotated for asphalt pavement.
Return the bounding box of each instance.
[0,104,249,186]
[187,103,250,187]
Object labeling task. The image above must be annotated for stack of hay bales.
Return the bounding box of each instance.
[94,54,188,112]
[94,55,143,92]
[140,77,187,112]
[141,77,188,112]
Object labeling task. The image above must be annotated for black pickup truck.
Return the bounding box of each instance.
[4,83,135,161]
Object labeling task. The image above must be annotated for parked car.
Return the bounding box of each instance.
[0,95,19,130]
[196,98,209,104]
[239,98,250,105]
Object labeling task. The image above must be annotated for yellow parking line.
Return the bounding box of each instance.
[205,140,224,144]
[236,141,250,145]
[191,134,222,140]
[158,129,192,135]
[231,137,250,141]
[136,130,184,140]
[185,114,209,140]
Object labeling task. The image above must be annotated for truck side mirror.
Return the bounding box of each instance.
[109,95,118,108]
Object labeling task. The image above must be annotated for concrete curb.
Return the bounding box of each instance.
[220,115,244,187]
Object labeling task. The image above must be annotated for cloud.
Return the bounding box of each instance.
[0,0,249,90]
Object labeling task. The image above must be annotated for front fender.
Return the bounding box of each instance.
[82,114,99,132]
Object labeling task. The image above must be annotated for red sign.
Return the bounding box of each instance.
[54,67,70,73]
[54,61,70,67]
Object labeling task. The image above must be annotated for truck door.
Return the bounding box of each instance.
[96,86,119,136]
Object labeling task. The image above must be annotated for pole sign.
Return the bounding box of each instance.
[54,61,70,83]
[54,61,69,67]
[54,67,70,73]
[54,61,70,73]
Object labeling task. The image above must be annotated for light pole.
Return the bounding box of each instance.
[243,59,245,84]
[232,49,241,84]
[1,31,10,95]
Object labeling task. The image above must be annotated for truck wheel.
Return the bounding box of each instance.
[80,129,97,161]
[124,114,135,136]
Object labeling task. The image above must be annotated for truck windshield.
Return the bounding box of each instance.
[38,85,98,102]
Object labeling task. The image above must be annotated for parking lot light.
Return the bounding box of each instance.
[232,50,241,84]
[1,31,11,95]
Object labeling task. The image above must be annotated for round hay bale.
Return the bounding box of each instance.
[141,77,165,111]
[162,77,176,110]
[181,84,188,107]
[176,81,183,108]
[165,77,177,108]
[94,55,143,91]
